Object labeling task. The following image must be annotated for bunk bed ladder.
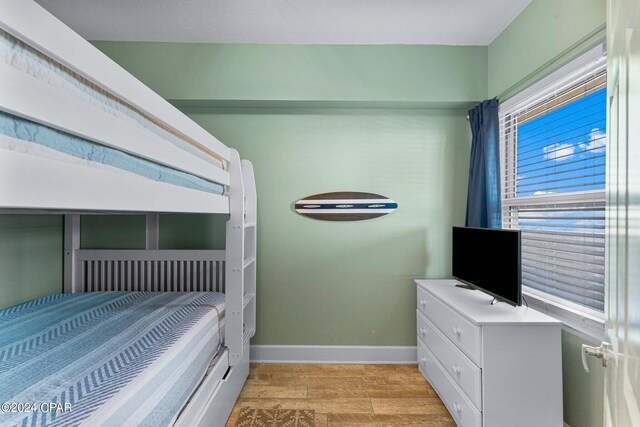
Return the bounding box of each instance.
[225,150,257,366]
[242,159,257,348]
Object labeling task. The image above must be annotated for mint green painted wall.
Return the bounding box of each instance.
[81,215,146,249]
[79,215,227,249]
[562,331,605,427]
[0,215,63,309]
[93,42,487,106]
[184,108,470,344]
[488,0,606,98]
[159,214,227,250]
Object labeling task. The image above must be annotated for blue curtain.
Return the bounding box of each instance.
[465,99,501,229]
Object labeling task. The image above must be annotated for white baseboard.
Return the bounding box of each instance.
[250,345,417,364]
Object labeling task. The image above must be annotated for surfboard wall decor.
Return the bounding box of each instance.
[295,192,398,221]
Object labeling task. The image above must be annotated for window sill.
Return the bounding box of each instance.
[523,286,605,343]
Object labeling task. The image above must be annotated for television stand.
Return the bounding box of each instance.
[415,279,563,427]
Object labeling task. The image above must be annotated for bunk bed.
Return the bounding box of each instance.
[0,1,257,426]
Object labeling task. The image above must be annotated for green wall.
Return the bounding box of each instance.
[93,42,487,106]
[159,214,227,250]
[185,108,469,344]
[80,215,227,250]
[488,0,606,99]
[562,331,605,427]
[0,215,63,309]
[488,1,607,425]
[81,215,146,249]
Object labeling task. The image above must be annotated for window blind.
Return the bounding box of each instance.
[499,58,606,312]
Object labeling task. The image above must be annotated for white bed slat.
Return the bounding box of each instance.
[133,261,138,290]
[217,262,220,290]
[140,261,145,290]
[119,261,123,290]
[149,261,155,292]
[105,261,110,291]
[0,0,231,162]
[173,261,178,292]
[140,261,145,291]
[87,262,94,292]
[218,261,225,293]
[162,262,166,292]
[185,261,191,292]
[176,261,180,292]
[92,261,97,292]
[117,261,121,291]
[0,149,229,213]
[142,262,146,291]
[205,262,210,291]
[154,261,159,292]
[0,63,230,186]
[198,261,203,292]
[146,261,151,292]
[86,261,92,292]
[125,262,130,291]
[113,261,117,291]
[81,261,86,293]
[95,261,99,291]
[106,261,112,290]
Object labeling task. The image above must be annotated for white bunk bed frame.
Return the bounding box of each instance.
[0,1,256,426]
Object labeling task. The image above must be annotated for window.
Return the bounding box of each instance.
[499,46,607,337]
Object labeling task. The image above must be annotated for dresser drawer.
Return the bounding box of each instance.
[417,310,482,410]
[418,341,482,427]
[417,285,482,365]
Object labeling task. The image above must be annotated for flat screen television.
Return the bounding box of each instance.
[452,226,522,306]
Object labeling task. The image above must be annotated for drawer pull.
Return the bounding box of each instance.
[452,326,462,336]
[419,328,427,337]
[454,402,463,414]
[452,365,461,375]
[419,299,426,308]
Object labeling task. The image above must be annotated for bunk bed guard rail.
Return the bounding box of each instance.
[71,250,226,293]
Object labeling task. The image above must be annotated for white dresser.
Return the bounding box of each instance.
[415,280,563,427]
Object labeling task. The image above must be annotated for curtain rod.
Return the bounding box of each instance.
[495,24,606,102]
[463,27,605,124]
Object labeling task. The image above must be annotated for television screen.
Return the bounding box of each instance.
[452,226,522,306]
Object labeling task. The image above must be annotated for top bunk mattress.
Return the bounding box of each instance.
[0,28,225,196]
[0,292,225,427]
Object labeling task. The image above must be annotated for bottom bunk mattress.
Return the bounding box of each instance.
[0,292,225,427]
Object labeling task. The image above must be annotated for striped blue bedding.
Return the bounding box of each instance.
[0,292,225,427]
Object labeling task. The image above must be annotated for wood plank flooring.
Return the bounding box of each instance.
[226,364,455,426]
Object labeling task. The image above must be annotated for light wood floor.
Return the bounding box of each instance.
[226,364,455,426]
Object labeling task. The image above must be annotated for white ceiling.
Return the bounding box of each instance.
[35,0,533,46]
